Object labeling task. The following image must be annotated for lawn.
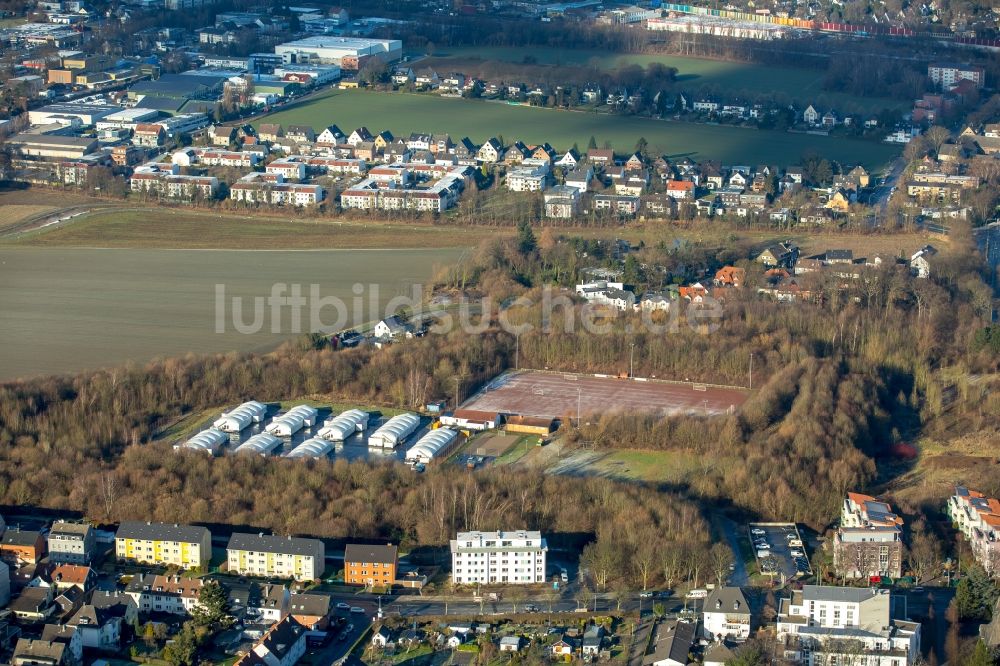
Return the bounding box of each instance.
[0,245,461,381]
[420,46,905,114]
[256,89,900,168]
[4,206,499,249]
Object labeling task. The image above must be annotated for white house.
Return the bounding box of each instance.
[702,587,751,641]
[803,105,820,125]
[910,245,937,278]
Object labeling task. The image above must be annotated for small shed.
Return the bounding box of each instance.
[439,409,504,431]
[499,636,522,652]
[505,415,556,436]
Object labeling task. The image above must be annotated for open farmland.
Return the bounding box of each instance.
[462,370,749,419]
[256,90,901,168]
[0,246,460,381]
[420,46,905,114]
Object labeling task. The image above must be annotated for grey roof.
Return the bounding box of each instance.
[344,543,397,565]
[645,621,695,665]
[130,73,225,97]
[14,639,65,663]
[704,587,750,616]
[288,592,331,616]
[227,532,323,557]
[802,585,877,603]
[41,624,77,644]
[49,521,92,537]
[10,587,51,613]
[2,528,41,546]
[133,96,187,112]
[116,521,209,544]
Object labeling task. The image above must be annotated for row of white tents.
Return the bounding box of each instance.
[185,403,461,463]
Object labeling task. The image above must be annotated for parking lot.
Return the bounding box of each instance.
[748,523,811,580]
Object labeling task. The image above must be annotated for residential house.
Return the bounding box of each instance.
[391,66,414,86]
[755,242,798,269]
[593,194,640,217]
[257,123,283,142]
[45,565,96,593]
[503,141,530,166]
[777,586,920,666]
[644,620,695,666]
[316,125,345,145]
[10,588,55,623]
[1,530,46,566]
[616,171,648,196]
[910,245,937,278]
[12,638,66,666]
[834,492,904,580]
[40,625,81,666]
[550,637,575,658]
[665,180,695,201]
[233,616,306,666]
[125,574,204,615]
[948,487,1000,574]
[506,162,549,192]
[372,316,412,340]
[288,592,332,631]
[371,625,391,648]
[825,188,852,212]
[703,587,751,641]
[803,105,820,125]
[477,138,503,164]
[544,185,581,219]
[624,152,644,171]
[373,131,394,151]
[343,544,398,588]
[284,125,316,143]
[346,127,373,146]
[68,591,136,650]
[415,70,440,89]
[565,165,593,192]
[226,533,325,582]
[575,281,636,311]
[555,149,579,169]
[587,148,614,165]
[582,625,604,656]
[227,582,290,626]
[713,266,745,288]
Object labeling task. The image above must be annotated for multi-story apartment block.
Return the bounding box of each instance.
[226,533,325,582]
[340,169,466,213]
[777,586,920,666]
[928,62,985,89]
[450,530,547,585]
[195,149,258,168]
[48,521,96,564]
[129,171,219,200]
[343,544,398,587]
[948,486,1000,574]
[115,521,212,569]
[505,161,549,192]
[833,492,904,580]
[229,173,324,207]
[124,574,205,615]
[265,156,307,180]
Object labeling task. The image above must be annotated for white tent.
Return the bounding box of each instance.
[265,405,319,437]
[405,428,458,464]
[213,401,267,433]
[181,428,229,455]
[285,437,333,459]
[318,409,369,441]
[234,432,282,456]
[368,412,420,449]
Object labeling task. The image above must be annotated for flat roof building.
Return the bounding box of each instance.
[274,36,402,66]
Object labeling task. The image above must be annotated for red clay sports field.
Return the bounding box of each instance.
[461,370,749,420]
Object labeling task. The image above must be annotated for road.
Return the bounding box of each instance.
[868,156,907,211]
[717,516,750,587]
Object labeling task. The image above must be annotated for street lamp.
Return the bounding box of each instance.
[629,342,635,378]
[749,352,754,390]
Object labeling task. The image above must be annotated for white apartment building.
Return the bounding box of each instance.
[928,62,985,89]
[130,171,219,200]
[265,156,307,180]
[947,486,1000,574]
[195,149,258,168]
[304,156,366,175]
[48,521,96,564]
[450,530,547,585]
[230,173,324,207]
[777,586,920,666]
[506,161,549,192]
[340,170,466,213]
[575,281,636,311]
[226,533,326,582]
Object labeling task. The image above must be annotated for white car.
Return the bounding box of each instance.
[756,543,771,550]
[751,528,765,535]
[336,602,351,610]
[791,549,804,557]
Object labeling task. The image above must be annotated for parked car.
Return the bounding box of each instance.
[350,607,365,614]
[639,591,654,598]
[686,589,708,599]
[751,528,765,535]
[336,602,351,610]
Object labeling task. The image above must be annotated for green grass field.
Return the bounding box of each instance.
[0,246,460,380]
[421,46,905,114]
[257,89,900,168]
